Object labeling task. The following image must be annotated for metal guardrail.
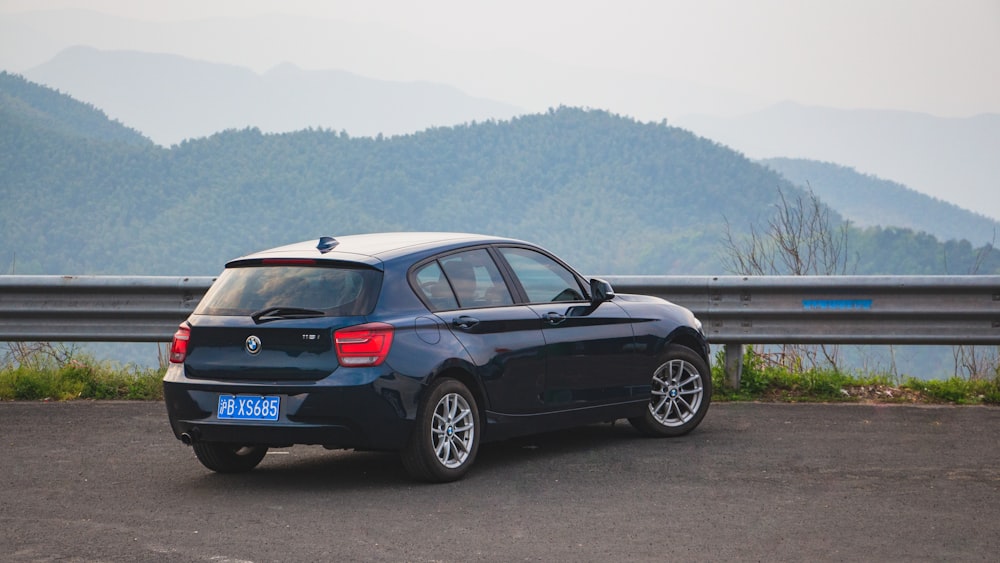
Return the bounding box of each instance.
[2,275,999,387]
[603,276,1000,345]
[0,276,215,342]
[603,275,1000,387]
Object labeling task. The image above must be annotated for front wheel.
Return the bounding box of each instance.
[401,378,481,483]
[629,345,711,437]
[192,443,268,473]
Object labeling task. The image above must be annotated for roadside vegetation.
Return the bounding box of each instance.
[1,342,997,405]
[712,186,1000,406]
[0,343,164,401]
[711,346,1000,405]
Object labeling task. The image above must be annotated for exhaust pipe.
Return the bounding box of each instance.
[180,427,201,445]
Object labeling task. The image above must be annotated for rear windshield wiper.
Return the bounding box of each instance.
[251,306,327,324]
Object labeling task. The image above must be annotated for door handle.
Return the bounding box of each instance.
[452,315,480,330]
[543,312,566,325]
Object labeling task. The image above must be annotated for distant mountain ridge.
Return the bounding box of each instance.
[5,7,996,227]
[23,46,526,146]
[674,102,1000,222]
[763,157,999,246]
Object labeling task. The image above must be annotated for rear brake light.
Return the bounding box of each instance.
[262,259,316,265]
[334,322,394,367]
[169,324,190,364]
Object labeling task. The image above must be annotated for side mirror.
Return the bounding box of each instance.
[589,278,615,303]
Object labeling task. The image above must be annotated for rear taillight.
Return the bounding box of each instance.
[334,323,394,367]
[169,324,191,364]
[262,259,317,265]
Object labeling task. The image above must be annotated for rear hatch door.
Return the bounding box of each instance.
[183,261,381,381]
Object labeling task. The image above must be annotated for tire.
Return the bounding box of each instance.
[401,378,481,483]
[629,344,712,437]
[192,442,268,473]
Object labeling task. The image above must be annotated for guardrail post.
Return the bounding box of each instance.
[723,343,743,390]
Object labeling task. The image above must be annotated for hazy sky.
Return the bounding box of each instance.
[2,0,999,119]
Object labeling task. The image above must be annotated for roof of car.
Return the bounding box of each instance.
[227,232,527,267]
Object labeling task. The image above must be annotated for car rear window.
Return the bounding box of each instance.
[195,265,381,316]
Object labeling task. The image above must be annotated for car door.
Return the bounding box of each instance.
[495,246,640,409]
[412,248,547,415]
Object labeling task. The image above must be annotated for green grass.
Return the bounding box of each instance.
[0,349,164,401]
[900,376,1000,405]
[711,346,1000,405]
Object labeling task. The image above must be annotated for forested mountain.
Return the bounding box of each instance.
[0,71,149,146]
[1,74,998,278]
[763,158,1000,247]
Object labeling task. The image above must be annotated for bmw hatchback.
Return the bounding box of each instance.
[164,232,711,482]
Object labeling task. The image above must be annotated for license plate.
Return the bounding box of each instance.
[217,395,280,421]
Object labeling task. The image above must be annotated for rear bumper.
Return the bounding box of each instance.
[162,363,421,450]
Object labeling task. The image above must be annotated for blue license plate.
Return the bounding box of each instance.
[217,395,280,421]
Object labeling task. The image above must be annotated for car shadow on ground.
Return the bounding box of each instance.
[179,420,650,491]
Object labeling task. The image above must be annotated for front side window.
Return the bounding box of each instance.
[195,265,381,316]
[499,247,585,303]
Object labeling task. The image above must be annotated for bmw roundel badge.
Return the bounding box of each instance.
[246,335,262,355]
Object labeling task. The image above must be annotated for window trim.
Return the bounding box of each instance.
[408,243,593,312]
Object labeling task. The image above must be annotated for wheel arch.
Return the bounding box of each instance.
[424,361,491,415]
[665,327,711,364]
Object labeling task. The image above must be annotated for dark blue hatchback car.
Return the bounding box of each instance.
[164,232,711,482]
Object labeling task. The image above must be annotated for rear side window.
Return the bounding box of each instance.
[195,265,381,316]
[413,261,459,311]
[413,249,513,311]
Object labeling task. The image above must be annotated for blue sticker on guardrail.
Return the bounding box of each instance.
[802,299,872,310]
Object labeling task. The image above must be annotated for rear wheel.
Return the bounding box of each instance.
[401,378,480,483]
[629,345,711,437]
[192,443,268,473]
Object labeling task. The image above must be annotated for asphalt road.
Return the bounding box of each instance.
[1,401,998,562]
